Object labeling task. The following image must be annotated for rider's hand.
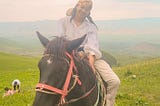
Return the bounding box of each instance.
[77,51,85,59]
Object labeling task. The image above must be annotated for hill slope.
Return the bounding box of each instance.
[115,58,160,106]
[0,52,159,106]
[0,52,39,106]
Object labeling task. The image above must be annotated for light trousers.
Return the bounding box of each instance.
[94,59,120,106]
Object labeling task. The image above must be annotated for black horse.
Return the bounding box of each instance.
[33,32,105,106]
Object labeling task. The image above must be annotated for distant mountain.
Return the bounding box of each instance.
[0,20,56,37]
[0,18,160,58]
[132,42,159,51]
[128,42,160,56]
[0,18,160,37]
[97,18,160,36]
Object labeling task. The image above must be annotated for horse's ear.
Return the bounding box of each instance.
[36,31,49,48]
[67,34,87,52]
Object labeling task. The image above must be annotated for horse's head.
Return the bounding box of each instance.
[33,32,87,106]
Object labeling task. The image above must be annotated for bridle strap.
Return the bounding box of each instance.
[36,52,79,105]
[35,75,79,95]
[63,83,97,105]
[61,52,74,98]
[35,51,98,105]
[36,83,64,95]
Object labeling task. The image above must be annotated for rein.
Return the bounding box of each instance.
[35,52,81,105]
[35,52,97,105]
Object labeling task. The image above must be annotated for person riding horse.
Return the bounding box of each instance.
[56,0,120,106]
[33,0,120,106]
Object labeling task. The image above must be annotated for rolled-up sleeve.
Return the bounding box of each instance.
[83,25,102,59]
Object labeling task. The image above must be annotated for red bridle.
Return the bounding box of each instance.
[35,52,81,105]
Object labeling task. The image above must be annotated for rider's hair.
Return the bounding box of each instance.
[70,6,98,29]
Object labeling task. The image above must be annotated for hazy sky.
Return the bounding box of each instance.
[0,0,160,22]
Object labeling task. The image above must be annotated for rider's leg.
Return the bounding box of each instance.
[94,59,120,106]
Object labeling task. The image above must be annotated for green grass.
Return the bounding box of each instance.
[0,52,159,106]
[115,58,160,106]
[0,52,39,106]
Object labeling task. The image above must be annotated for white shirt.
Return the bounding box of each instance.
[56,16,102,59]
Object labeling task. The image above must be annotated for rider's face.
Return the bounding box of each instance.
[76,2,92,18]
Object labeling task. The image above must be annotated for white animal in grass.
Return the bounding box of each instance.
[12,79,21,92]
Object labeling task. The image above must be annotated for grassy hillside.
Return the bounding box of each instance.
[0,52,159,106]
[0,52,39,106]
[115,58,160,106]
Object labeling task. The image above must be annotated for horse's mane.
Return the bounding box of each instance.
[45,36,96,81]
[34,33,101,106]
[44,36,67,57]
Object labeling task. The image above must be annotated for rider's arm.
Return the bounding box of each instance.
[83,24,102,59]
